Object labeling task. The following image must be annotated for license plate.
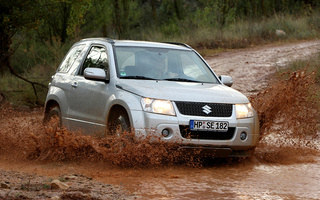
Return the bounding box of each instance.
[190,120,229,132]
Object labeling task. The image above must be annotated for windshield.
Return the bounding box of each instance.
[114,46,219,83]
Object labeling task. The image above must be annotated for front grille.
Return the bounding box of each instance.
[175,101,232,117]
[180,125,235,140]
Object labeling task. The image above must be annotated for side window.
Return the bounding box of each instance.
[80,46,109,75]
[57,44,85,73]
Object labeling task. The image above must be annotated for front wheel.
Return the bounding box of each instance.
[107,109,131,135]
[43,105,62,128]
[107,110,133,150]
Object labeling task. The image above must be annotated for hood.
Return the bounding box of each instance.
[116,79,249,104]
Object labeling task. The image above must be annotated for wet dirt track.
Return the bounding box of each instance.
[113,159,320,199]
[1,40,320,199]
[207,40,320,96]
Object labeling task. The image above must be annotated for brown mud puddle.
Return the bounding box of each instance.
[1,140,319,199]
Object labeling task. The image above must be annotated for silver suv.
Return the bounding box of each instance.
[44,38,259,157]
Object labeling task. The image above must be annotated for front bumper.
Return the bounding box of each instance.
[131,106,260,153]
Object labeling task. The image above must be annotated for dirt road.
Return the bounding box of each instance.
[1,40,319,199]
[207,40,320,95]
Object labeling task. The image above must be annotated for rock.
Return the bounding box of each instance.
[51,179,70,190]
[276,30,286,36]
[51,196,61,200]
[0,182,10,189]
[64,175,78,180]
[60,192,90,199]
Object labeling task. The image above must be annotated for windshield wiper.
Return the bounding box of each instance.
[163,78,201,83]
[120,76,157,80]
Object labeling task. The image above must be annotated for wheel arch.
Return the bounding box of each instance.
[44,85,68,117]
[43,100,62,126]
[44,100,60,115]
[105,92,142,130]
[106,104,131,128]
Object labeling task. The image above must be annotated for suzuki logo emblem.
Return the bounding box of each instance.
[202,105,212,114]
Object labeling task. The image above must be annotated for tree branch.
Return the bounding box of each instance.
[7,64,47,101]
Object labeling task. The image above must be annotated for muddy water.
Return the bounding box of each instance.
[1,154,319,199]
[0,107,319,200]
[102,157,320,199]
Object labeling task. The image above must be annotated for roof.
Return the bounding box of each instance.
[80,38,192,50]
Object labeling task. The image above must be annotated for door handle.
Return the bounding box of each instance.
[71,82,78,88]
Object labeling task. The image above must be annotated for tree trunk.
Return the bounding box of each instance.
[61,2,71,44]
[113,0,122,38]
[0,30,11,74]
[151,0,157,22]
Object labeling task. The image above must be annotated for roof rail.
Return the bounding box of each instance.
[81,37,115,44]
[162,42,192,49]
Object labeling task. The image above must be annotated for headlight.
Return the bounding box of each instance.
[235,103,254,119]
[141,97,175,116]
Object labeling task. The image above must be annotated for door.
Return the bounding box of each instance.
[67,45,110,134]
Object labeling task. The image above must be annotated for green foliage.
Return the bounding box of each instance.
[81,0,113,37]
[307,11,320,31]
[197,0,236,30]
[224,14,318,42]
[160,20,181,37]
[36,0,92,43]
[0,0,45,73]
[67,0,92,37]
[0,0,42,33]
[79,0,320,42]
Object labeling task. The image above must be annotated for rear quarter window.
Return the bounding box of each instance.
[57,44,85,73]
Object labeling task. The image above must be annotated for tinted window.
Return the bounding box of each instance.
[58,44,85,73]
[80,46,108,75]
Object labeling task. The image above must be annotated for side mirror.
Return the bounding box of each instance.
[219,75,233,87]
[84,68,108,82]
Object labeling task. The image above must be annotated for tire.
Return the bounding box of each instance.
[43,105,62,128]
[107,109,133,151]
[108,109,131,135]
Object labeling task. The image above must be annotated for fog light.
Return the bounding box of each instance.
[162,129,170,137]
[240,132,247,141]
